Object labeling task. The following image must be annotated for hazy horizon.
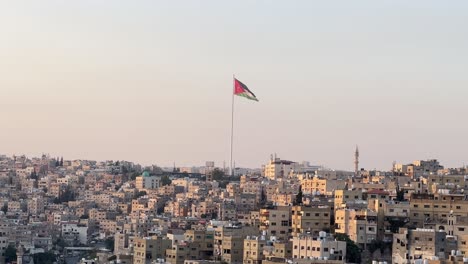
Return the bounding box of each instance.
[1,1,468,170]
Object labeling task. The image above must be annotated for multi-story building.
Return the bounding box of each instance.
[214,225,259,264]
[410,194,468,228]
[292,232,346,262]
[334,189,363,211]
[243,236,267,264]
[184,229,215,260]
[62,222,90,245]
[259,206,291,241]
[136,172,160,190]
[166,242,191,264]
[393,228,454,264]
[27,197,44,215]
[133,236,172,264]
[425,214,468,256]
[291,205,331,237]
[335,208,377,247]
[263,157,297,180]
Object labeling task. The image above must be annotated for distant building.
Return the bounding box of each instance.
[292,232,346,262]
[136,171,160,190]
[263,156,297,180]
[393,228,454,264]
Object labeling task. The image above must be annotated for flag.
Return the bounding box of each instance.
[234,78,259,101]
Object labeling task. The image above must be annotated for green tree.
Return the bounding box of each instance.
[4,245,17,262]
[260,189,267,207]
[55,237,68,249]
[396,188,405,201]
[212,168,225,181]
[133,191,147,199]
[335,233,361,263]
[388,218,407,233]
[130,172,140,180]
[80,214,89,219]
[105,237,115,251]
[161,175,172,186]
[1,204,7,214]
[33,252,57,264]
[294,185,303,206]
[53,186,76,204]
[30,170,38,180]
[368,240,391,255]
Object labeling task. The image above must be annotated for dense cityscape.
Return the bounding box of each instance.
[0,150,467,264]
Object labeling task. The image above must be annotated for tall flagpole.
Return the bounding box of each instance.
[230,74,235,177]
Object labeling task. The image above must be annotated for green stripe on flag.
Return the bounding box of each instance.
[237,93,259,101]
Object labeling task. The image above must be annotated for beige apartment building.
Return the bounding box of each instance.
[135,172,160,191]
[301,177,346,196]
[334,189,363,211]
[292,232,346,262]
[425,214,468,256]
[393,228,453,264]
[184,229,215,260]
[263,157,298,180]
[427,175,468,194]
[243,236,267,264]
[291,205,331,237]
[166,243,191,264]
[259,206,291,241]
[214,225,259,264]
[410,194,468,228]
[133,236,172,264]
[335,208,377,247]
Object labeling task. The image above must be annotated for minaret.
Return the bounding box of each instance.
[354,145,359,176]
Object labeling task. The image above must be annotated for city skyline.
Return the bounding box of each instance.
[2,1,468,170]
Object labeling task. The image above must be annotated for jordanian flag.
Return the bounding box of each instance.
[234,78,259,101]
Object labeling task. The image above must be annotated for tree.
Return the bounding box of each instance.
[4,245,16,262]
[30,170,38,180]
[105,237,115,252]
[260,189,267,207]
[368,240,390,255]
[54,237,68,250]
[1,204,7,214]
[130,172,140,180]
[59,157,64,167]
[335,233,361,263]
[294,185,303,206]
[396,187,405,201]
[134,191,147,199]
[388,218,408,233]
[53,186,76,204]
[161,175,172,186]
[33,252,56,264]
[80,214,89,219]
[212,168,225,181]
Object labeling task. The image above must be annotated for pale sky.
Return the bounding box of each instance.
[1,1,468,170]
